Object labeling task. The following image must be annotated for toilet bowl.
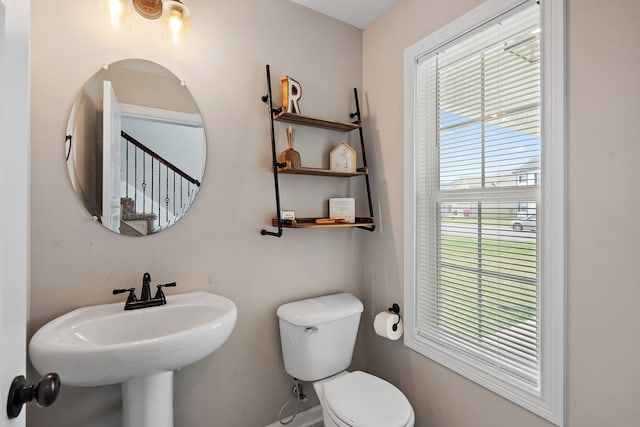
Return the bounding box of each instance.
[314,371,414,427]
[276,293,415,427]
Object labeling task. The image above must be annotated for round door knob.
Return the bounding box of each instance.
[6,373,61,419]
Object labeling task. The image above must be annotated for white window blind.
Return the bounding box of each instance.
[404,0,565,423]
[415,4,542,388]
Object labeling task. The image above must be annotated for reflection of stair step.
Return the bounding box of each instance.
[120,220,147,236]
[120,197,157,235]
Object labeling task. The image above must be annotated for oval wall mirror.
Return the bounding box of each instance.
[65,59,206,236]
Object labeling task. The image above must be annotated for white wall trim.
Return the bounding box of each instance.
[119,103,203,128]
[0,0,30,425]
[539,0,567,423]
[264,404,322,427]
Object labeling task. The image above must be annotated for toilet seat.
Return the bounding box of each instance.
[323,371,414,427]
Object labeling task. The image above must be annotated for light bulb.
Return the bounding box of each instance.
[163,1,190,44]
[103,0,128,28]
[169,11,183,33]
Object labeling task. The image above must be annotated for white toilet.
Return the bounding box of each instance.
[277,293,415,427]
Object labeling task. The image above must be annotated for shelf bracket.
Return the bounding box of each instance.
[261,64,284,238]
[352,88,375,223]
[260,228,283,237]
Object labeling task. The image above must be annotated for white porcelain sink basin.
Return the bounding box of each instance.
[29,291,237,427]
[30,291,237,386]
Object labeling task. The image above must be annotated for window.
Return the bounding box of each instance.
[517,174,528,185]
[517,201,530,215]
[403,0,565,425]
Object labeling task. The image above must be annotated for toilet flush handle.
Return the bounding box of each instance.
[304,326,318,334]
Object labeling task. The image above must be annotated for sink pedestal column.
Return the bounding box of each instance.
[122,371,174,427]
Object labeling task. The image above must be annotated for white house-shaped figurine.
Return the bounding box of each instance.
[329,141,356,173]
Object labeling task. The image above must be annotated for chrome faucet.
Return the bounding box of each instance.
[113,272,176,310]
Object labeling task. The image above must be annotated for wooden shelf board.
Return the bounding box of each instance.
[274,111,361,132]
[272,217,374,229]
[278,166,367,177]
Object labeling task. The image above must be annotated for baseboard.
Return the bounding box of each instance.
[265,404,323,427]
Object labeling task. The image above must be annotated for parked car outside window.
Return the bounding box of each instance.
[511,214,536,231]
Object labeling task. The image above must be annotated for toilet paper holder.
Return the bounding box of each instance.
[387,303,401,332]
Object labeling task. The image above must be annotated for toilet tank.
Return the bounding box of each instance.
[277,293,364,381]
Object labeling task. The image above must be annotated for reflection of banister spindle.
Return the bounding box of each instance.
[142,153,147,213]
[125,141,129,199]
[151,157,155,219]
[157,160,161,229]
[134,146,138,207]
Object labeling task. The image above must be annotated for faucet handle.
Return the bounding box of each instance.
[154,282,177,302]
[113,288,138,304]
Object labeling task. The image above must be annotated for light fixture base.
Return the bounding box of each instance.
[132,0,163,20]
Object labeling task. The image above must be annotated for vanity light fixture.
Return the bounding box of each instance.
[132,0,163,19]
[105,0,190,44]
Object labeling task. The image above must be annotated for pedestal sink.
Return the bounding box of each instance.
[29,291,237,427]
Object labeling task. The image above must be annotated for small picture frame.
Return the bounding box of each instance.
[329,198,355,224]
[330,141,357,173]
[281,210,296,220]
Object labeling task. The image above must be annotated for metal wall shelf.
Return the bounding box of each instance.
[260,64,375,237]
[272,217,375,229]
[273,111,361,132]
[278,165,368,177]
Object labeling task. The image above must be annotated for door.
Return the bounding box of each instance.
[102,80,122,232]
[0,0,30,425]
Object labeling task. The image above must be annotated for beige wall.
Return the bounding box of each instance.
[29,0,640,426]
[363,0,640,426]
[29,1,363,426]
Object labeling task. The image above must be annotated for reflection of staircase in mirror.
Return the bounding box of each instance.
[119,131,201,235]
[120,197,157,236]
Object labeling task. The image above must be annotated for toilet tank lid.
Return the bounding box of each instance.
[277,293,364,326]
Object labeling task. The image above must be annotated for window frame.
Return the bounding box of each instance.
[403,0,565,425]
